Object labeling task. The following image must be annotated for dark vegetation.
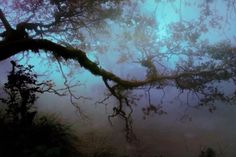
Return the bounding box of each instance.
[0,61,80,157]
[0,113,80,157]
[0,61,217,157]
[0,61,132,157]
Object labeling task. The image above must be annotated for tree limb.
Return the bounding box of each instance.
[0,38,228,89]
[0,9,13,31]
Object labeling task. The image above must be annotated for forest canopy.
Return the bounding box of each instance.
[0,0,236,139]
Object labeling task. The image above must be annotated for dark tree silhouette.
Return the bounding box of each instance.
[0,61,39,125]
[0,0,236,140]
[0,61,81,157]
[0,60,72,125]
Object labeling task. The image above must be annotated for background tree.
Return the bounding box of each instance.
[0,61,40,125]
[0,60,63,125]
[0,61,81,157]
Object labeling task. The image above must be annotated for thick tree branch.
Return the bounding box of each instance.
[0,39,161,88]
[0,9,13,31]
[0,38,227,89]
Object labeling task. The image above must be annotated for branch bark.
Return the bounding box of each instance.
[0,38,156,87]
[0,9,13,31]
[0,38,226,89]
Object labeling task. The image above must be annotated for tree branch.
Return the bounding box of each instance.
[0,9,13,31]
[0,38,228,90]
[0,39,155,87]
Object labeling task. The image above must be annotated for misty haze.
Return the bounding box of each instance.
[0,0,236,157]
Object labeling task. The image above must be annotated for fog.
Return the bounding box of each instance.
[0,0,236,157]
